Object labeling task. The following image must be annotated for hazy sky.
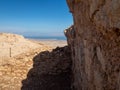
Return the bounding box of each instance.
[0,0,73,36]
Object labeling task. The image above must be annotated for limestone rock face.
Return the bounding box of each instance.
[66,0,120,90]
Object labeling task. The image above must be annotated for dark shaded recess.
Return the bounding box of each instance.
[113,27,120,36]
[21,46,72,90]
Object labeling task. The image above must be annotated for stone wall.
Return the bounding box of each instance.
[65,0,120,90]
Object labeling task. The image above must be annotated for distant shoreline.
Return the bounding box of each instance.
[24,36,67,41]
[26,37,67,48]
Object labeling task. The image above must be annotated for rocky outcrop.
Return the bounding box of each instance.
[22,46,72,90]
[66,0,120,90]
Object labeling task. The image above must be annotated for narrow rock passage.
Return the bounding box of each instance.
[21,46,72,90]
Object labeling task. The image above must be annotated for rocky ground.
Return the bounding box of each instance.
[0,47,50,90]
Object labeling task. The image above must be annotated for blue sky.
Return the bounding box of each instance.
[0,0,73,37]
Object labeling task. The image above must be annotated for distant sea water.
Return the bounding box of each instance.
[24,36,67,40]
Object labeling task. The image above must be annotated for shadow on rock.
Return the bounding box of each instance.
[21,46,72,90]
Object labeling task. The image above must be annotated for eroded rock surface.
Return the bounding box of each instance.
[66,0,120,90]
[21,46,72,90]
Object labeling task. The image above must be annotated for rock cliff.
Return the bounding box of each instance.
[66,0,120,90]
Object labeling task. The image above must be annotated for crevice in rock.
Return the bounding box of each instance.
[113,27,120,36]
